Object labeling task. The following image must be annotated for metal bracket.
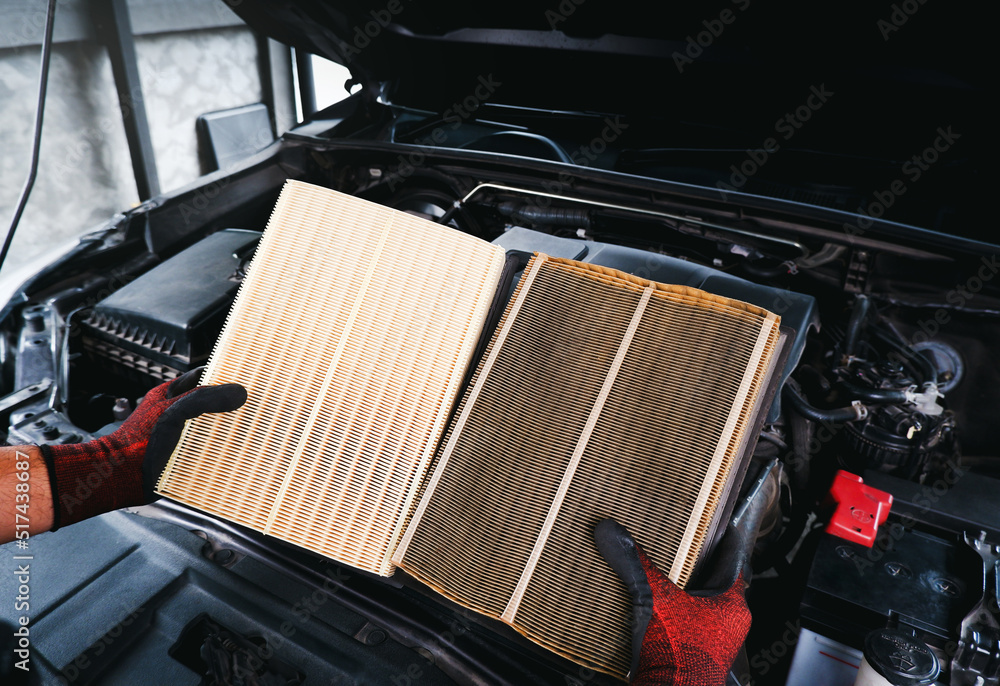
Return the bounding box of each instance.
[92,0,160,200]
[951,531,1000,685]
[0,379,52,419]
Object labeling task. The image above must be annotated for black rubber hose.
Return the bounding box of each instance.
[497,201,592,228]
[758,431,789,451]
[843,295,870,359]
[436,201,462,225]
[783,384,865,423]
[839,379,909,404]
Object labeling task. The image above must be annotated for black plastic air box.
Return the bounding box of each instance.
[81,229,259,383]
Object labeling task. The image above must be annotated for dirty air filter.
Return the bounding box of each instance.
[392,255,782,679]
[156,180,507,576]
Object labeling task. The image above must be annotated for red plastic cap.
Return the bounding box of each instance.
[825,470,893,548]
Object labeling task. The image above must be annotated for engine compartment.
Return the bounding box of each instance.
[2,141,999,685]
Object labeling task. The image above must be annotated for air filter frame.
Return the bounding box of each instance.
[392,253,784,678]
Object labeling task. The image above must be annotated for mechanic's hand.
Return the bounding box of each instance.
[40,367,246,529]
[595,519,751,686]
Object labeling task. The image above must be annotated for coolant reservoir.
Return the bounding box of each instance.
[854,628,939,686]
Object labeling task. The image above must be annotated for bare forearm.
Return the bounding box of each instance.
[0,446,54,544]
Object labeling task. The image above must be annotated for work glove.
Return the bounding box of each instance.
[40,367,246,529]
[594,461,778,685]
[595,519,751,686]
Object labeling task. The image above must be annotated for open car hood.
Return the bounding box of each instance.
[228,0,988,240]
[227,0,985,114]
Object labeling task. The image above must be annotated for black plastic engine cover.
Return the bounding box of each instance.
[81,229,259,383]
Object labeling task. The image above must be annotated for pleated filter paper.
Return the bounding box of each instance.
[157,179,507,576]
[157,180,781,680]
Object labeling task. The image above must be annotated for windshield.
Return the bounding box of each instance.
[382,100,985,243]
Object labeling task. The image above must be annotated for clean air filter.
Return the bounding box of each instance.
[393,255,781,679]
[156,179,506,576]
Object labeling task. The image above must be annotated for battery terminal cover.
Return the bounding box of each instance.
[826,470,893,547]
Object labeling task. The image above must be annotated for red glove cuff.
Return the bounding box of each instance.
[634,546,751,686]
[40,376,188,530]
[40,435,147,530]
